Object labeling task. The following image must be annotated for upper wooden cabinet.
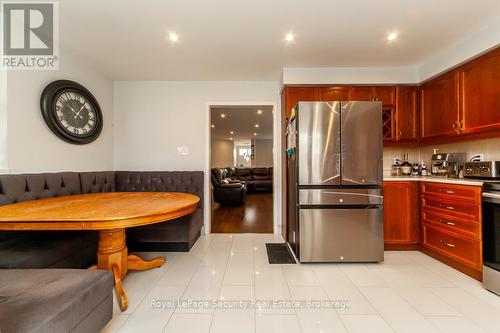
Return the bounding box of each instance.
[348,86,373,101]
[283,87,319,118]
[372,86,396,106]
[282,85,415,145]
[319,86,349,101]
[420,70,460,140]
[396,86,419,142]
[420,47,500,143]
[459,47,500,135]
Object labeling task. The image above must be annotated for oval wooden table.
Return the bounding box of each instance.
[0,192,199,311]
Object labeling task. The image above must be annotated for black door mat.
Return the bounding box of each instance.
[266,243,297,264]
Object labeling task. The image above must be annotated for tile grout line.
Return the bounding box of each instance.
[160,238,211,333]
[207,234,233,333]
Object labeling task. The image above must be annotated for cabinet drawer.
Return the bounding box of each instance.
[422,223,481,270]
[422,196,480,222]
[421,209,480,239]
[421,182,481,204]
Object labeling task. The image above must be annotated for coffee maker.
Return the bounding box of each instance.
[431,152,466,177]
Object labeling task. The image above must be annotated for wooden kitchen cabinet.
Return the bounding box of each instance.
[395,86,419,142]
[348,86,373,101]
[372,86,396,106]
[420,70,460,140]
[420,182,482,279]
[459,47,500,135]
[383,181,420,247]
[319,86,349,101]
[283,87,319,119]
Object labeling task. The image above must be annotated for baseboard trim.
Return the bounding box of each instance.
[420,246,482,281]
[384,243,420,251]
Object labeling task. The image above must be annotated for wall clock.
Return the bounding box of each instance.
[40,80,103,144]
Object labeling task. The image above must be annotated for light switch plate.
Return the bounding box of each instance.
[177,146,190,156]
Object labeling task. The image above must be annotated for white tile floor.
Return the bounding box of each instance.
[101,234,500,333]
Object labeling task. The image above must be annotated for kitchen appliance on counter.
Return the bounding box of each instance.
[481,182,500,295]
[431,152,466,177]
[464,161,500,179]
[286,101,383,263]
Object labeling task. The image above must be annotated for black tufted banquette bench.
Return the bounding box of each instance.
[0,170,204,270]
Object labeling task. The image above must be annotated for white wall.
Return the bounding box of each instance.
[6,50,114,173]
[254,139,273,167]
[113,81,281,234]
[211,139,233,167]
[282,66,419,85]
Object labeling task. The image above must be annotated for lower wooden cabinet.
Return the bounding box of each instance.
[420,182,482,278]
[422,223,482,271]
[383,181,420,246]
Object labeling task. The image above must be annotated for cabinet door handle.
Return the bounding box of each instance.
[398,130,402,138]
[440,219,455,226]
[439,204,455,210]
[441,240,456,248]
[459,120,464,132]
[452,122,459,133]
[442,190,455,194]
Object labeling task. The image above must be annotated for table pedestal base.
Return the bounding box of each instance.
[96,229,165,311]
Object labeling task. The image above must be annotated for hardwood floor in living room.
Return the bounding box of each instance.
[211,193,273,233]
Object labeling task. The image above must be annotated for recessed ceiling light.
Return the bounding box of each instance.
[257,109,263,114]
[285,32,294,42]
[255,124,260,128]
[254,133,257,136]
[229,137,233,140]
[230,131,234,134]
[220,113,226,118]
[169,32,179,42]
[386,32,398,41]
[211,124,215,128]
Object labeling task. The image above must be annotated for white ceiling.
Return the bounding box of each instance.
[211,106,273,141]
[59,0,500,80]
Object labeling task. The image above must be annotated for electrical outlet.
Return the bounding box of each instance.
[177,146,190,156]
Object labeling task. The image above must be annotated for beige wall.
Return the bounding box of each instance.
[211,139,234,168]
[383,136,500,175]
[253,139,273,167]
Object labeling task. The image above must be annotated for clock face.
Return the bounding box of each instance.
[41,80,103,144]
[55,91,97,137]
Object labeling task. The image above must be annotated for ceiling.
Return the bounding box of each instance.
[211,106,273,141]
[59,0,500,80]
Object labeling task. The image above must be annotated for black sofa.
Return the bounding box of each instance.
[211,167,272,206]
[211,168,246,206]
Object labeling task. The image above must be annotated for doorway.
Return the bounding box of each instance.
[209,105,275,233]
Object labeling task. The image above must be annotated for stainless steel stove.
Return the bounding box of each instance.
[463,161,500,295]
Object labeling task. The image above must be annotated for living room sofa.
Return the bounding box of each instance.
[211,167,272,206]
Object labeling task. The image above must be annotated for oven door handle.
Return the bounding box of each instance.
[482,192,500,204]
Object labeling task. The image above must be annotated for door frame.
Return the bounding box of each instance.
[205,101,281,235]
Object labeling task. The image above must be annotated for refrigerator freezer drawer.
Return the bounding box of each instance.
[299,188,383,206]
[299,207,384,262]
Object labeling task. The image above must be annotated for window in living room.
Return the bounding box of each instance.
[210,105,274,233]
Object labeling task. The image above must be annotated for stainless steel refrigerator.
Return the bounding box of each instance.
[286,101,384,262]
